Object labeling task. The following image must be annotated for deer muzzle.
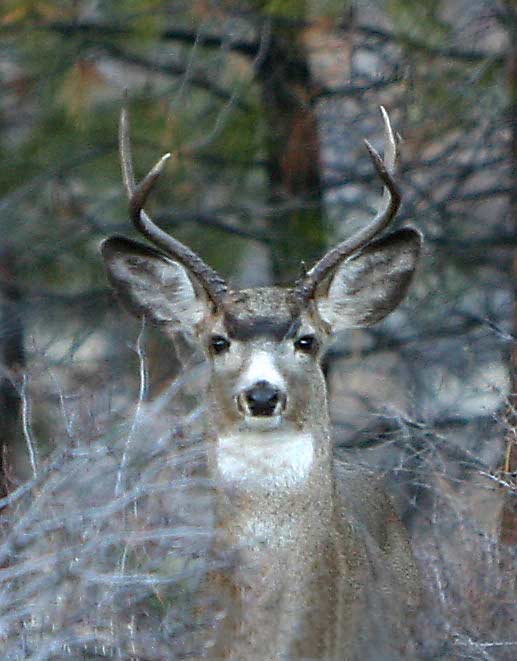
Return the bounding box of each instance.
[239,381,287,418]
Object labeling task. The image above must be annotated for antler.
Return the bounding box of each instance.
[119,106,228,307]
[293,106,401,304]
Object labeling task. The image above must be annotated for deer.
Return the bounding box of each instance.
[101,105,422,660]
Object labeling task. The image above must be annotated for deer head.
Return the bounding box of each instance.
[102,107,421,443]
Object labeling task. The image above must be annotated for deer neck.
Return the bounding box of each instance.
[208,419,334,548]
[206,423,336,659]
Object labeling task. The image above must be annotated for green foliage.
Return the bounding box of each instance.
[213,96,263,163]
[1,0,328,293]
[262,0,306,18]
[384,0,505,131]
[307,0,350,20]
[387,0,450,45]
[1,0,508,294]
[1,0,76,23]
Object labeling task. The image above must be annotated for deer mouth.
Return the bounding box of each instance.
[241,414,283,431]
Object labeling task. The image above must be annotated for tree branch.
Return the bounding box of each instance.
[98,42,250,111]
[5,21,260,58]
[355,23,504,65]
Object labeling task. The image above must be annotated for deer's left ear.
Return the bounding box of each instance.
[314,228,422,331]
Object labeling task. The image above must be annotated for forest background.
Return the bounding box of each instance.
[0,1,516,658]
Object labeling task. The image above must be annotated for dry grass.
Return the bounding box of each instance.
[0,345,516,660]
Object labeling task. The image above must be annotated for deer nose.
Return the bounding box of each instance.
[244,381,284,417]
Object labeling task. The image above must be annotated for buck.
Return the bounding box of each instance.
[102,106,422,659]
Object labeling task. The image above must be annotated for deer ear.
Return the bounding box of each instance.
[314,228,422,331]
[101,236,212,331]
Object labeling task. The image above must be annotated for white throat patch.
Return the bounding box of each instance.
[216,431,314,491]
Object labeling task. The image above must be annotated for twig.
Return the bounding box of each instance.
[114,318,148,498]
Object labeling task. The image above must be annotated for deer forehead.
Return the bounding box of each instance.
[221,287,299,335]
[205,286,323,339]
[227,286,296,316]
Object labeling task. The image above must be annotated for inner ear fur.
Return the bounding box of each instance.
[314,228,422,331]
[101,236,211,331]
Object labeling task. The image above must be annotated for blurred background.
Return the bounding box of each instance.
[0,1,516,658]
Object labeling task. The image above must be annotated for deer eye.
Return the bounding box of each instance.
[209,335,231,355]
[294,335,318,354]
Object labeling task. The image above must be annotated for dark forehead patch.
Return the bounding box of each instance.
[224,313,301,341]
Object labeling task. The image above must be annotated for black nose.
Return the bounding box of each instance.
[245,381,281,417]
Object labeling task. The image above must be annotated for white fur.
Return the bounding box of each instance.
[216,431,314,491]
[236,351,286,393]
[241,415,282,431]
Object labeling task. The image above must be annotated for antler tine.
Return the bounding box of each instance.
[293,107,401,304]
[119,104,136,197]
[380,105,396,172]
[118,106,228,307]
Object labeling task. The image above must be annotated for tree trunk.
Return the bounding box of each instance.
[256,10,326,283]
[0,249,26,498]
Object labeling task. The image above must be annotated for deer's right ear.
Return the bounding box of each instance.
[101,237,211,331]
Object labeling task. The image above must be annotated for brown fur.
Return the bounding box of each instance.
[196,291,420,659]
[102,233,423,660]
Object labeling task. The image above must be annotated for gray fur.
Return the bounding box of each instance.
[102,232,422,660]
